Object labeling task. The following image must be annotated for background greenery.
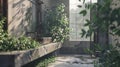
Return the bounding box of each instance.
[42,3,69,43]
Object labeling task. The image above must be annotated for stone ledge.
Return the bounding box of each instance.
[0,43,61,67]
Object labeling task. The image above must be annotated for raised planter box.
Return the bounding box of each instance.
[40,37,52,44]
[0,43,61,67]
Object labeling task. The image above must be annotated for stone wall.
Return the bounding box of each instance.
[8,0,36,36]
[8,0,69,36]
[61,41,91,54]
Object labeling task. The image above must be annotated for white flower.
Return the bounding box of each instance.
[107,50,110,53]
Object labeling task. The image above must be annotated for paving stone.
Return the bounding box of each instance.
[48,55,96,67]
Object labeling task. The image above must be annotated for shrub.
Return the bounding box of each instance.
[36,56,55,67]
[79,0,120,67]
[42,3,69,42]
[0,17,40,52]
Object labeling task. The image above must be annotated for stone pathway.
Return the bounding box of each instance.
[48,55,96,67]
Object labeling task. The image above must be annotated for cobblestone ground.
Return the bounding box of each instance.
[48,55,96,67]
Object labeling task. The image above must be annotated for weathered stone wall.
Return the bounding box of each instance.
[7,0,69,36]
[61,41,91,54]
[8,0,36,36]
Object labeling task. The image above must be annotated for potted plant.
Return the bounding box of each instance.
[41,3,69,43]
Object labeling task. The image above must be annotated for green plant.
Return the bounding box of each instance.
[79,0,120,67]
[0,36,40,52]
[0,17,7,42]
[43,3,69,42]
[80,0,120,38]
[86,44,120,67]
[36,56,55,67]
[84,44,104,57]
[23,54,55,67]
[93,45,120,67]
[0,17,40,51]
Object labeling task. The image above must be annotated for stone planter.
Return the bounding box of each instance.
[41,37,52,44]
[0,43,61,67]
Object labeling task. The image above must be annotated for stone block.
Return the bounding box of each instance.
[0,43,61,67]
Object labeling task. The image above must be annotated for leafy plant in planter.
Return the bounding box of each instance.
[0,17,40,52]
[0,36,40,51]
[79,0,120,67]
[42,3,69,43]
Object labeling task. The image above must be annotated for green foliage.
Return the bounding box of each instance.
[93,45,120,67]
[86,44,120,67]
[36,56,55,67]
[43,3,69,42]
[80,0,120,37]
[85,44,103,57]
[23,55,55,67]
[0,36,40,51]
[79,10,87,16]
[0,17,40,52]
[0,17,6,42]
[79,0,120,67]
[99,46,120,67]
